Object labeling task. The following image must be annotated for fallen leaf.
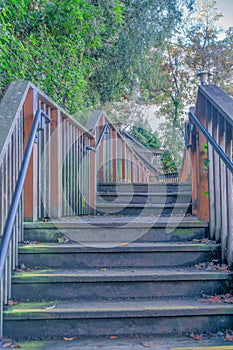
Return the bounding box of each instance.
[197,295,221,303]
[35,242,42,245]
[226,333,233,341]
[63,336,77,341]
[3,342,13,348]
[57,237,70,244]
[11,345,21,349]
[189,332,202,341]
[120,243,129,246]
[7,300,18,306]
[220,265,229,272]
[224,297,233,303]
[110,336,118,339]
[142,341,154,347]
[44,304,56,310]
[208,295,222,303]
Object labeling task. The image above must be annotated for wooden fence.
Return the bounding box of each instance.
[181,84,233,266]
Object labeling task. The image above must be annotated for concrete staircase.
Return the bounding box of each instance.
[3,182,233,340]
[96,182,192,215]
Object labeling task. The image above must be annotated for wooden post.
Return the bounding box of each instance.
[112,129,117,182]
[137,159,140,182]
[98,115,104,183]
[23,88,38,221]
[89,137,96,214]
[122,140,126,181]
[196,95,209,222]
[50,108,62,218]
[130,151,134,182]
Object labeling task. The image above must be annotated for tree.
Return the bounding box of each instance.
[0,0,194,114]
[0,0,124,112]
[130,126,161,149]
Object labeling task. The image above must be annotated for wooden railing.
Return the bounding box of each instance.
[182,84,233,266]
[0,81,154,336]
[86,110,152,184]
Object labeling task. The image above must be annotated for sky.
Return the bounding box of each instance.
[216,0,233,30]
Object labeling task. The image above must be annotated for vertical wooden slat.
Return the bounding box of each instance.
[89,137,96,214]
[79,132,83,214]
[190,123,198,216]
[212,111,221,242]
[112,130,117,182]
[196,95,209,221]
[75,129,79,214]
[24,89,38,221]
[122,140,126,181]
[72,126,76,214]
[226,123,233,265]
[63,119,67,216]
[207,107,215,239]
[50,109,62,218]
[219,117,228,262]
[46,106,51,218]
[67,123,71,215]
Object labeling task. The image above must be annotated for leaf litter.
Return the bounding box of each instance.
[197,292,233,304]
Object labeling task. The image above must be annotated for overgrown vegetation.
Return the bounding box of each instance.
[1,0,232,172]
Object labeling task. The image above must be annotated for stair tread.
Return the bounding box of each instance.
[24,216,208,228]
[96,203,190,208]
[4,298,233,319]
[12,267,232,282]
[97,191,192,196]
[19,242,220,252]
[12,337,233,350]
[98,182,192,185]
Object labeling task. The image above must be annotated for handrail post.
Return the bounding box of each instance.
[23,88,38,221]
[50,109,62,218]
[195,95,210,221]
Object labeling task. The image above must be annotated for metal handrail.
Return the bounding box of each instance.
[189,110,233,174]
[0,109,50,280]
[86,124,110,152]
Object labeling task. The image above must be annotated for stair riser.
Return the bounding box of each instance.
[97,194,191,205]
[96,206,192,216]
[24,227,207,243]
[4,315,233,340]
[98,183,191,194]
[12,279,229,302]
[19,250,220,269]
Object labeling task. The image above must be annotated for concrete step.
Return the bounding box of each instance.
[23,217,209,243]
[97,191,191,204]
[97,182,192,194]
[12,267,232,302]
[12,337,233,350]
[18,242,220,269]
[96,202,192,216]
[4,298,233,340]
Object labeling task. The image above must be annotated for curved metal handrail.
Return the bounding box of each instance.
[0,109,50,281]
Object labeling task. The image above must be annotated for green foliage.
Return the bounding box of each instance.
[0,0,124,112]
[130,127,161,149]
[161,150,177,173]
[0,0,191,114]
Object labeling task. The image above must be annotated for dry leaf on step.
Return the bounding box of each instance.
[142,341,154,347]
[63,336,77,341]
